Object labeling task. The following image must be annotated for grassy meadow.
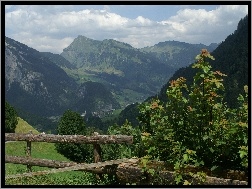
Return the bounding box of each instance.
[5,117,98,185]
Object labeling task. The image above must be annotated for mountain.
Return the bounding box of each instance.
[5,36,78,117]
[40,52,76,69]
[73,81,120,117]
[60,36,218,107]
[140,41,218,68]
[60,36,174,106]
[118,15,249,126]
[5,34,220,132]
[5,37,120,132]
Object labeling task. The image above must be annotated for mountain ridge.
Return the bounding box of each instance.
[5,33,221,132]
[59,35,218,106]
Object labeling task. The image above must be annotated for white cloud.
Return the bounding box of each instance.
[157,5,248,44]
[5,5,248,53]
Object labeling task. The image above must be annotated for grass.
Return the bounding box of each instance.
[15,117,40,134]
[4,117,98,185]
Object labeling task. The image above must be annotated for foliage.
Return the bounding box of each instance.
[55,110,92,163]
[5,170,98,185]
[103,120,142,160]
[94,121,143,185]
[5,101,18,133]
[138,49,248,184]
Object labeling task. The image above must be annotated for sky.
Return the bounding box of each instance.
[5,4,248,54]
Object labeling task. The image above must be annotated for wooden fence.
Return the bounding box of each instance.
[5,131,133,181]
[5,131,248,185]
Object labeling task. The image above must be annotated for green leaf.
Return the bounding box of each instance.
[207,55,215,60]
[183,154,188,162]
[141,156,149,167]
[195,160,204,167]
[203,135,209,141]
[195,54,201,60]
[175,175,183,184]
[203,66,210,73]
[164,135,171,140]
[184,180,191,185]
[209,147,215,153]
[174,161,181,170]
[147,168,155,176]
[239,150,247,159]
[210,165,218,171]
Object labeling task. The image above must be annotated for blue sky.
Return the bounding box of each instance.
[5,5,248,54]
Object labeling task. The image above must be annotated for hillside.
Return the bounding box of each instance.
[40,52,76,70]
[5,36,78,117]
[14,117,40,134]
[140,41,218,68]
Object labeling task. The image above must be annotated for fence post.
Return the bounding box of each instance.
[26,130,32,172]
[93,132,103,180]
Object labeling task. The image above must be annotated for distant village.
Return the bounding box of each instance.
[79,103,114,118]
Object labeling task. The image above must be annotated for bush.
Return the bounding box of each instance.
[5,101,18,133]
[55,110,92,163]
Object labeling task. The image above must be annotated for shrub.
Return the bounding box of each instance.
[55,110,92,163]
[138,49,248,184]
[5,101,18,133]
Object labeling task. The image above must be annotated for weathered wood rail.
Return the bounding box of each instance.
[5,157,130,180]
[5,155,78,169]
[5,132,133,144]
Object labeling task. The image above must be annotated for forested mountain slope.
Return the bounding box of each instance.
[158,15,249,108]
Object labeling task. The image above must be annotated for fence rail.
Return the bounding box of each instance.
[5,133,133,144]
[5,155,78,168]
[5,158,131,180]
